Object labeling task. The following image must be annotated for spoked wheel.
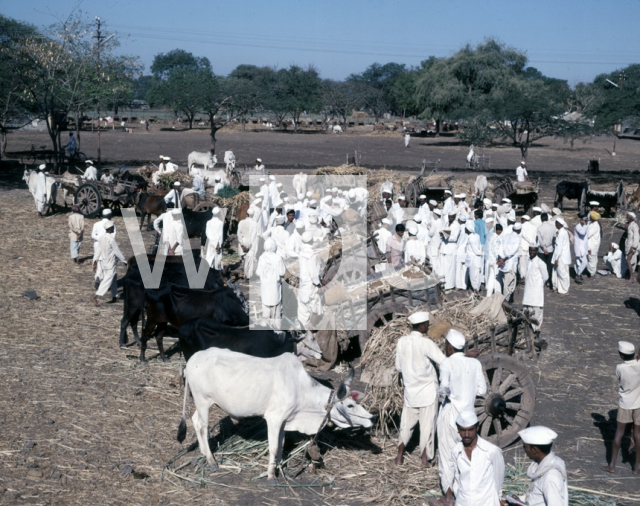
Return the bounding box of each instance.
[475,353,536,448]
[105,199,122,215]
[193,202,214,212]
[75,183,102,218]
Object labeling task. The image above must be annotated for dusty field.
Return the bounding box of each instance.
[1,131,640,505]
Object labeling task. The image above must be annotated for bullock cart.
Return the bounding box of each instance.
[360,295,538,449]
[51,172,139,218]
[404,173,453,207]
[579,180,626,216]
[492,177,540,214]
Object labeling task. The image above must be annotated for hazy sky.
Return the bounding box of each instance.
[2,0,638,84]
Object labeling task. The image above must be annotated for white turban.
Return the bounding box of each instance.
[456,411,478,427]
[264,238,277,252]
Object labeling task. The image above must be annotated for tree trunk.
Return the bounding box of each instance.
[75,110,81,151]
[435,119,441,137]
[208,114,218,151]
[1,129,7,158]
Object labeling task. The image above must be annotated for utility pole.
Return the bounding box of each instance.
[93,17,105,167]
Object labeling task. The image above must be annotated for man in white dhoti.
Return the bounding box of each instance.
[518,426,568,506]
[465,222,483,292]
[624,212,639,282]
[519,215,537,280]
[604,243,623,278]
[83,160,98,180]
[552,218,572,295]
[268,175,279,213]
[523,245,549,338]
[91,220,126,306]
[427,209,444,276]
[437,330,486,491]
[34,164,47,217]
[441,190,454,223]
[164,181,182,208]
[395,312,445,467]
[92,209,116,283]
[498,224,521,303]
[441,212,460,290]
[485,222,502,296]
[455,216,469,290]
[573,215,589,284]
[297,232,324,329]
[203,207,224,270]
[68,204,84,263]
[163,209,185,256]
[374,218,393,258]
[286,221,304,259]
[537,213,555,287]
[405,225,426,264]
[238,208,259,279]
[587,211,602,278]
[404,132,410,148]
[443,411,504,506]
[256,238,285,329]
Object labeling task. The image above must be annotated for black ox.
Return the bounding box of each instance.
[178,318,295,363]
[141,284,248,362]
[554,181,589,211]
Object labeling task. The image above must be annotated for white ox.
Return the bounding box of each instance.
[188,150,217,170]
[188,167,230,187]
[224,150,236,173]
[473,175,488,200]
[332,125,343,134]
[292,172,308,199]
[177,350,374,481]
[23,169,58,211]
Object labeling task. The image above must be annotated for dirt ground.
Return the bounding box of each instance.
[1,130,640,505]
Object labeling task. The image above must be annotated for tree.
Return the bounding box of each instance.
[228,65,274,129]
[349,62,409,116]
[322,80,367,131]
[199,73,248,150]
[587,64,640,131]
[150,49,211,79]
[275,65,322,132]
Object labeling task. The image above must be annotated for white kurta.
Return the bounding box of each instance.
[604,249,623,278]
[163,188,181,208]
[164,218,185,255]
[552,228,571,294]
[442,222,460,289]
[587,221,601,276]
[573,223,589,276]
[617,360,640,410]
[405,237,426,264]
[526,453,569,506]
[297,244,322,327]
[93,233,126,297]
[203,216,224,269]
[34,171,47,212]
[84,166,98,180]
[447,437,505,505]
[455,232,469,290]
[375,228,392,255]
[256,251,285,307]
[286,231,303,259]
[465,233,483,291]
[485,232,502,296]
[428,220,444,276]
[523,256,548,308]
[237,218,259,278]
[442,198,455,223]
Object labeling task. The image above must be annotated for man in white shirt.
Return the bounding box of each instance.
[405,225,426,265]
[537,213,555,287]
[441,212,460,290]
[519,215,537,279]
[530,206,543,228]
[586,211,602,278]
[602,341,640,475]
[203,207,224,270]
[552,218,572,295]
[297,232,324,329]
[268,175,279,213]
[444,410,505,506]
[264,216,289,259]
[464,222,483,292]
[256,238,285,329]
[83,160,98,180]
[523,245,549,338]
[152,156,177,185]
[163,209,185,256]
[259,177,271,211]
[237,208,259,279]
[498,224,521,303]
[164,181,182,208]
[604,242,623,278]
[485,222,502,296]
[437,330,486,492]
[374,218,393,257]
[427,210,444,277]
[91,220,127,306]
[254,158,265,171]
[286,221,304,259]
[192,172,206,196]
[33,163,48,217]
[213,177,224,195]
[100,169,114,184]
[573,215,589,284]
[441,190,455,223]
[624,212,639,283]
[395,312,445,467]
[516,160,529,184]
[518,426,568,506]
[455,216,469,290]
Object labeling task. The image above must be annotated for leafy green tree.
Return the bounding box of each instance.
[150,49,211,78]
[322,80,367,131]
[275,65,322,132]
[349,62,408,116]
[228,65,274,129]
[587,64,640,131]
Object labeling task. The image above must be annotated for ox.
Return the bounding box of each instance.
[332,125,343,134]
[188,150,217,171]
[140,284,248,362]
[472,175,488,201]
[554,181,589,210]
[23,169,58,214]
[188,168,230,187]
[134,192,166,230]
[627,184,640,209]
[119,255,223,349]
[178,319,294,362]
[223,150,236,173]
[177,352,374,481]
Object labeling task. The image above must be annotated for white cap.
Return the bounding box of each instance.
[445,190,452,195]
[519,426,558,446]
[460,193,467,198]
[102,209,112,216]
[325,188,332,193]
[398,195,405,201]
[458,215,467,223]
[38,164,46,170]
[259,177,266,182]
[306,191,313,197]
[256,158,262,163]
[163,156,171,161]
[628,212,637,220]
[521,160,526,164]
[103,219,115,229]
[214,177,221,182]
[532,206,542,212]
[502,198,511,203]
[331,187,339,193]
[456,410,478,427]
[413,215,422,223]
[309,199,317,205]
[454,193,463,199]
[556,218,567,227]
[211,207,220,215]
[408,225,418,235]
[274,199,284,208]
[589,201,599,206]
[382,218,392,225]
[253,198,262,206]
[174,181,181,186]
[419,194,426,199]
[491,203,499,208]
[448,210,458,216]
[264,238,277,252]
[619,341,635,354]
[269,175,276,181]
[302,232,313,243]
[465,221,474,232]
[612,242,619,249]
[277,183,283,187]
[433,209,442,216]
[408,311,430,324]
[295,221,304,229]
[446,329,466,349]
[522,215,530,221]
[348,189,356,199]
[246,207,255,216]
[483,198,492,206]
[507,210,516,221]
[85,160,93,165]
[274,216,286,225]
[513,222,522,231]
[429,199,438,206]
[552,208,562,216]
[171,208,181,216]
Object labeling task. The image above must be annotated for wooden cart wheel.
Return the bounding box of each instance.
[105,199,122,214]
[475,353,536,448]
[193,202,214,212]
[367,302,406,332]
[75,183,102,218]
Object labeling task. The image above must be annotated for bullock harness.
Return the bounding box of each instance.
[306,389,335,470]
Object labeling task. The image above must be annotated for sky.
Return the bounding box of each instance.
[1,0,639,85]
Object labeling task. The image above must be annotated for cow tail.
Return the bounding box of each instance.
[177,374,189,443]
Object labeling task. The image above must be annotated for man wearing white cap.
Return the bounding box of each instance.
[256,238,285,330]
[624,212,639,282]
[455,216,469,290]
[551,218,571,295]
[427,210,444,276]
[602,341,640,475]
[33,164,48,217]
[519,215,537,279]
[83,160,98,180]
[203,207,224,269]
[456,193,470,218]
[286,221,304,259]
[259,177,271,211]
[485,223,503,296]
[603,242,623,278]
[91,220,126,306]
[586,210,602,278]
[405,225,426,265]
[498,223,521,302]
[443,410,504,505]
[523,244,549,338]
[267,199,285,229]
[152,156,177,184]
[237,208,259,278]
[573,214,589,284]
[437,330,486,491]
[164,181,182,208]
[442,190,455,224]
[441,212,461,290]
[516,160,529,184]
[465,221,483,292]
[191,171,206,196]
[268,215,290,259]
[394,311,445,467]
[268,175,279,213]
[391,196,406,226]
[536,213,555,286]
[518,426,568,505]
[254,158,265,171]
[297,232,324,329]
[530,206,543,228]
[163,208,185,256]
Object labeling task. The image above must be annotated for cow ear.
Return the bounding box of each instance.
[350,390,365,402]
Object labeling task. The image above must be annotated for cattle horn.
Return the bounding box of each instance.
[336,368,355,400]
